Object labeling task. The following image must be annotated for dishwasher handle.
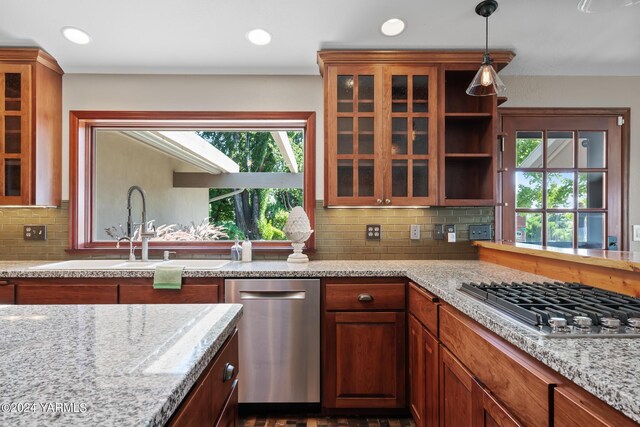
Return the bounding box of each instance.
[239,290,306,300]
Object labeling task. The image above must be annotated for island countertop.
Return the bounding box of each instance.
[0,259,639,422]
[0,303,242,426]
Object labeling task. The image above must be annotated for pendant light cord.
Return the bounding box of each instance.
[485,15,489,55]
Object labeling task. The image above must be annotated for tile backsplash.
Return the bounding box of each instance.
[0,201,493,261]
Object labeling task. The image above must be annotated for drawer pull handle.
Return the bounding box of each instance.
[223,363,235,382]
[358,294,374,302]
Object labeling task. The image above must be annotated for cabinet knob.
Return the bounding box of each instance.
[376,199,383,205]
[384,199,391,205]
[223,363,235,382]
[358,294,374,302]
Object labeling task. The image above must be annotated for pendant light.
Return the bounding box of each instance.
[577,0,640,13]
[466,0,506,97]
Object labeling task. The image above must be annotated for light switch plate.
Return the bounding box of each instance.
[24,225,47,241]
[366,225,381,240]
[633,225,640,242]
[469,224,492,240]
[446,224,456,243]
[434,224,444,240]
[410,224,420,240]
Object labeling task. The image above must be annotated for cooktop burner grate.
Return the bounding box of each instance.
[459,281,640,337]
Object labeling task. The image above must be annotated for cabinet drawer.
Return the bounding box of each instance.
[215,380,238,427]
[0,281,15,304]
[408,282,438,336]
[554,385,638,427]
[439,305,560,427]
[212,331,239,423]
[16,283,118,304]
[119,284,220,304]
[325,282,405,311]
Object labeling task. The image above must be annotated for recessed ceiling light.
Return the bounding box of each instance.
[61,27,92,45]
[246,29,272,46]
[381,18,406,37]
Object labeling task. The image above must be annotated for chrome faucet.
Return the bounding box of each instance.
[117,236,136,261]
[126,185,156,262]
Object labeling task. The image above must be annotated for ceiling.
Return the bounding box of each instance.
[1,0,639,76]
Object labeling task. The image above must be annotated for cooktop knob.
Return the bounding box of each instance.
[600,317,621,329]
[548,317,567,331]
[573,316,592,328]
[627,318,640,328]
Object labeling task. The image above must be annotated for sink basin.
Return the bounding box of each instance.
[160,260,230,269]
[29,260,126,270]
[110,261,165,269]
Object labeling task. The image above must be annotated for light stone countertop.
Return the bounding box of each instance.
[0,259,639,423]
[0,303,242,427]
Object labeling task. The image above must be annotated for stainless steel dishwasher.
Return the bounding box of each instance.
[225,278,320,403]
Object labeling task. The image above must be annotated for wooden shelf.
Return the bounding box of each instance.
[445,153,492,158]
[445,113,492,118]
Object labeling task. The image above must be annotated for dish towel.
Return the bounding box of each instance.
[153,266,184,289]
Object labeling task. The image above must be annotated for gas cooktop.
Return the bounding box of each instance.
[459,281,640,338]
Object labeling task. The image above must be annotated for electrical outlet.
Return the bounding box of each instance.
[633,225,640,242]
[410,224,420,240]
[24,225,47,241]
[469,224,492,240]
[434,224,444,240]
[366,224,381,240]
[446,224,456,243]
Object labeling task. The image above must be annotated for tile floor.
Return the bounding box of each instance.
[241,417,416,427]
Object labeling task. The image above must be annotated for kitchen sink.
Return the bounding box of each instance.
[160,260,230,269]
[29,259,231,270]
[29,260,128,270]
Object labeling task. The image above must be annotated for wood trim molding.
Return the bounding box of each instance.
[0,48,64,74]
[68,110,317,253]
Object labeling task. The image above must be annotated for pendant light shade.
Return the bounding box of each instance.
[466,0,504,97]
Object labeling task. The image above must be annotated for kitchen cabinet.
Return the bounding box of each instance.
[168,330,239,427]
[472,380,523,427]
[119,278,222,303]
[322,278,406,410]
[554,384,638,427]
[318,50,514,207]
[439,346,474,427]
[15,280,118,304]
[0,48,63,206]
[0,280,15,304]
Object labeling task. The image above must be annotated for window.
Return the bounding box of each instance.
[500,109,628,250]
[69,111,316,253]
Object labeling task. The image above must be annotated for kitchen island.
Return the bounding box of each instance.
[0,303,242,426]
[0,259,638,423]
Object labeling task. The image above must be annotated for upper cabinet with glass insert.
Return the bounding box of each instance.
[0,48,63,206]
[318,51,514,207]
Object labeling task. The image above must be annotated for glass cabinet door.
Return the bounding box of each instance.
[385,67,437,205]
[0,65,29,203]
[329,66,381,205]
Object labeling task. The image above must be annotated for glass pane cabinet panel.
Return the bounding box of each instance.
[337,75,354,113]
[578,172,606,209]
[546,131,574,168]
[358,160,375,197]
[413,160,429,197]
[515,172,542,208]
[391,75,408,112]
[547,212,574,248]
[578,212,605,249]
[5,73,21,111]
[5,159,21,196]
[358,117,374,154]
[4,116,21,153]
[412,118,429,154]
[516,131,543,168]
[547,172,575,209]
[578,131,606,168]
[358,75,374,112]
[392,118,407,155]
[337,118,353,154]
[337,160,353,197]
[412,75,429,112]
[515,212,542,244]
[392,160,408,197]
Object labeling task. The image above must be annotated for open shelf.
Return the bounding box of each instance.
[444,157,493,201]
[444,70,494,114]
[444,116,493,154]
[445,153,492,158]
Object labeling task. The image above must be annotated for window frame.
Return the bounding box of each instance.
[68,111,316,254]
[498,108,630,250]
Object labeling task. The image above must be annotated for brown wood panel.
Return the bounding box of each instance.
[324,282,405,311]
[212,332,239,423]
[323,311,406,409]
[168,361,214,427]
[472,381,523,427]
[0,281,15,304]
[554,385,638,427]
[439,305,560,427]
[215,380,238,427]
[16,283,118,304]
[408,315,424,427]
[478,246,640,298]
[408,283,438,336]
[423,328,439,427]
[439,346,473,427]
[119,284,220,304]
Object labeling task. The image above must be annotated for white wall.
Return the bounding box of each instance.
[62,74,639,250]
[94,131,208,240]
[501,76,640,250]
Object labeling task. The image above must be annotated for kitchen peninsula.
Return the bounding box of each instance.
[0,303,242,426]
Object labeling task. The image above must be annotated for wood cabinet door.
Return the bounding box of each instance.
[383,66,438,206]
[472,381,523,427]
[423,327,439,427]
[323,311,406,409]
[409,315,425,427]
[439,346,473,427]
[325,64,384,206]
[554,386,638,427]
[0,281,15,304]
[119,283,220,304]
[16,282,118,304]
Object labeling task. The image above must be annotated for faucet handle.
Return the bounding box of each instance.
[163,251,177,261]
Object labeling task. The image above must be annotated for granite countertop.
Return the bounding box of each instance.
[0,259,639,422]
[0,303,242,427]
